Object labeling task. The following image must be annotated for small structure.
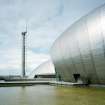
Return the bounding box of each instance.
[34,73,56,78]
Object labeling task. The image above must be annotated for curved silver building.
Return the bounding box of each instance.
[28,60,55,78]
[51,4,105,84]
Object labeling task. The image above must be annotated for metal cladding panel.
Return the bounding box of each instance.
[86,7,105,83]
[60,36,77,82]
[51,4,105,84]
[76,19,98,83]
[51,38,68,81]
[58,39,71,81]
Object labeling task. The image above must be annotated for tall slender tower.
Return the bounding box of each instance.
[21,28,27,78]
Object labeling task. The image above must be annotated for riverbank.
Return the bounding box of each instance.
[0,80,86,87]
[0,81,50,87]
[0,80,105,88]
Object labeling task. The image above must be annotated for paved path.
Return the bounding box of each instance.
[49,81,86,86]
[0,80,86,87]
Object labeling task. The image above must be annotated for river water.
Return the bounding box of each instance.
[0,85,105,105]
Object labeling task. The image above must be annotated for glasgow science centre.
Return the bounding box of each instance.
[50,4,105,84]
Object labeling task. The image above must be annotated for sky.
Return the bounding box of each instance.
[0,0,105,76]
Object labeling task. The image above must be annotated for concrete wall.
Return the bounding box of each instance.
[51,4,105,84]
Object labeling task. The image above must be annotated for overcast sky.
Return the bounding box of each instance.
[0,0,105,76]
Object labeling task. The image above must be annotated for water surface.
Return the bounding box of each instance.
[0,85,105,105]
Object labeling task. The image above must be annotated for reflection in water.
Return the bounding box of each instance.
[0,85,105,105]
[0,85,56,105]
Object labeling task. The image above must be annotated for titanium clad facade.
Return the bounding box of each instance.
[51,4,105,84]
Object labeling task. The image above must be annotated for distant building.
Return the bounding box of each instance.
[0,75,21,81]
[28,60,55,80]
[51,4,105,84]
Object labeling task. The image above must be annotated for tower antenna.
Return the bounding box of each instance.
[21,24,27,78]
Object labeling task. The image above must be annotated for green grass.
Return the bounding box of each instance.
[55,86,105,105]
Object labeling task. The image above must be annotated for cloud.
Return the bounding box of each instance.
[0,48,50,75]
[0,0,105,75]
[0,0,63,75]
[0,0,64,50]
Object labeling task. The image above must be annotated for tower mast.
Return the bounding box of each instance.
[21,26,27,78]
